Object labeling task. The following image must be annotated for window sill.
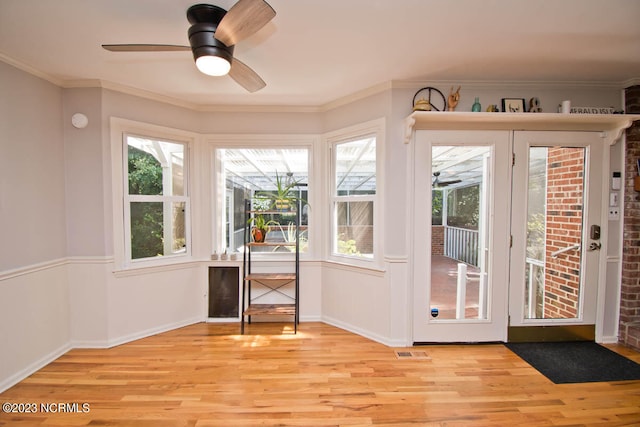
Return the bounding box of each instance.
[113,258,200,278]
[324,258,386,276]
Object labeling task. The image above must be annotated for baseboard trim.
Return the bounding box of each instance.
[105,317,202,348]
[0,342,72,394]
[321,315,397,347]
[599,335,620,344]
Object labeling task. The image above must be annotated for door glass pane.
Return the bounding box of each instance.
[524,147,585,319]
[430,146,491,320]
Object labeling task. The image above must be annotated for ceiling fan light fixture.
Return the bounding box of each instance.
[189,21,234,77]
[102,1,276,92]
[196,54,231,76]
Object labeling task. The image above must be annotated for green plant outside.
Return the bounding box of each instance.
[128,147,163,259]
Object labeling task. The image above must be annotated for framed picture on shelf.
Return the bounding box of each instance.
[502,98,526,113]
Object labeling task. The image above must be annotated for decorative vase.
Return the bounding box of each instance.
[472,97,481,112]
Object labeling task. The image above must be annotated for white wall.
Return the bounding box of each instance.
[0,62,69,392]
[0,263,70,392]
[398,82,624,115]
[321,264,390,343]
[0,62,67,270]
[106,264,203,346]
[63,88,108,257]
[67,259,109,346]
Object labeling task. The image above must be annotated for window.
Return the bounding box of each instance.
[216,147,309,255]
[332,136,377,260]
[124,135,189,262]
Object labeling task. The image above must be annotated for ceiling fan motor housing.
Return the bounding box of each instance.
[186,3,226,25]
[187,4,234,64]
[188,23,234,64]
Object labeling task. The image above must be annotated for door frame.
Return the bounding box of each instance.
[405,113,640,345]
[411,130,511,343]
[508,131,606,342]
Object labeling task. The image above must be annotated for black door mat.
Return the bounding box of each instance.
[505,341,640,384]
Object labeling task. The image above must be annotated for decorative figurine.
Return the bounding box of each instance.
[529,97,542,113]
[412,87,446,112]
[471,97,481,112]
[447,86,461,111]
[413,98,432,111]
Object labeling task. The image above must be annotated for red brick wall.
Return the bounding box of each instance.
[621,85,640,349]
[432,225,444,255]
[543,147,585,318]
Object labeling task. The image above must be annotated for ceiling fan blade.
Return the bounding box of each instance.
[102,44,190,52]
[229,57,266,92]
[215,0,276,47]
[435,179,462,187]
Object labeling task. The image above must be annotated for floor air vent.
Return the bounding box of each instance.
[394,350,430,360]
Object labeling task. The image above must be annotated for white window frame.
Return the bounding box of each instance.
[111,118,196,270]
[326,118,385,268]
[208,134,317,261]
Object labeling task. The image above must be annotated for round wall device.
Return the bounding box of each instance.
[71,113,88,129]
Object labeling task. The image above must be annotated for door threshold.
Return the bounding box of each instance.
[508,325,595,342]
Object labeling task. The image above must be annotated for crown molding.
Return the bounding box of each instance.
[64,79,200,110]
[318,81,394,112]
[197,103,322,113]
[64,79,324,113]
[392,79,631,89]
[0,51,64,87]
[622,78,640,88]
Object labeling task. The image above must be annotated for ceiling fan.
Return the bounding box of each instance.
[432,171,461,188]
[102,0,275,93]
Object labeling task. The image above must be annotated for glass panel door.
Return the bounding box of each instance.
[510,132,603,336]
[413,131,510,343]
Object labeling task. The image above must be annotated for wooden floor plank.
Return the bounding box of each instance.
[1,322,640,426]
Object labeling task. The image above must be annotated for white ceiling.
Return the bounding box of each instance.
[1,0,639,109]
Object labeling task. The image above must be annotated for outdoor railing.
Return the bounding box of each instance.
[525,257,545,319]
[444,226,479,267]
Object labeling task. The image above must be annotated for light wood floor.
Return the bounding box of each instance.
[1,322,640,426]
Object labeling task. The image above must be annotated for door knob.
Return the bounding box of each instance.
[588,242,602,251]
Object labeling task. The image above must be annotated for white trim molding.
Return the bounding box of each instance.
[404,112,640,144]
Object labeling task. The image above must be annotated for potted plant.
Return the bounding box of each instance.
[248,213,277,243]
[268,171,305,212]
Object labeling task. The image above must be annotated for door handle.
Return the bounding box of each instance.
[588,242,602,251]
[551,244,580,258]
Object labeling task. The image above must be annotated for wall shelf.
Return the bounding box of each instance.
[404,112,640,145]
